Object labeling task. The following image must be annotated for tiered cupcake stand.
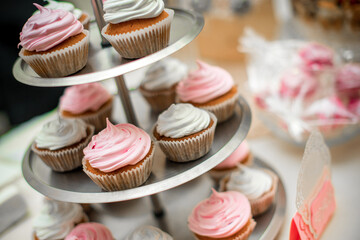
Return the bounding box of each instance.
[12,5,286,240]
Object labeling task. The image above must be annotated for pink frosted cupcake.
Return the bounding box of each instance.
[83,119,155,191]
[59,83,113,133]
[209,140,253,181]
[219,165,278,216]
[65,222,114,240]
[176,60,239,123]
[188,189,256,240]
[18,4,89,78]
[101,0,174,59]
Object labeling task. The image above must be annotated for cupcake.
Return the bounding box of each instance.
[101,0,174,59]
[126,225,173,240]
[188,189,256,240]
[18,4,89,78]
[153,103,217,162]
[139,57,188,112]
[59,83,113,133]
[219,165,278,217]
[209,140,253,181]
[176,60,239,123]
[41,0,91,30]
[31,118,94,172]
[65,222,114,240]
[33,198,88,240]
[83,119,155,191]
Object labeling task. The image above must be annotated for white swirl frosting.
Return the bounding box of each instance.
[142,57,188,90]
[33,199,87,240]
[156,104,210,138]
[35,0,83,19]
[226,165,273,200]
[103,0,165,24]
[35,118,88,150]
[126,225,173,240]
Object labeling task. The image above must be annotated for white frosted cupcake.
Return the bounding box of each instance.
[126,225,173,240]
[101,0,174,59]
[220,165,278,216]
[139,57,188,112]
[31,118,94,172]
[153,103,217,162]
[33,199,88,240]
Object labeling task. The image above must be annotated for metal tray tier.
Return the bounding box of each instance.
[22,95,252,203]
[12,8,204,87]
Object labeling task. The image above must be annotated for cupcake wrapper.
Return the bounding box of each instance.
[19,30,90,78]
[199,91,239,123]
[154,113,217,162]
[31,125,95,172]
[219,169,279,217]
[82,143,155,191]
[139,85,177,112]
[61,98,113,133]
[101,9,174,59]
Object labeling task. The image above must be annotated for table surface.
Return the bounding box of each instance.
[1,1,360,239]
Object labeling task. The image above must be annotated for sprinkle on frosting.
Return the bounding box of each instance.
[19,3,83,52]
[214,140,250,170]
[33,199,87,240]
[83,119,151,172]
[65,222,114,240]
[126,225,173,240]
[226,165,273,200]
[142,57,188,90]
[176,60,234,104]
[103,0,165,24]
[188,189,251,238]
[35,118,88,150]
[60,83,112,115]
[156,104,210,138]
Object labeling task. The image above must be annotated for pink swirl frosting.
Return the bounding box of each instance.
[188,189,251,238]
[83,119,151,172]
[19,4,83,52]
[60,83,112,114]
[176,60,234,103]
[65,222,114,240]
[214,140,250,170]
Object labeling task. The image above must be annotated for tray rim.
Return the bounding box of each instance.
[12,8,204,87]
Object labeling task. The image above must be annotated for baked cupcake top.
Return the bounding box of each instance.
[126,225,173,240]
[60,83,112,115]
[141,57,188,90]
[225,165,273,200]
[103,0,164,24]
[65,222,114,240]
[176,60,234,104]
[33,199,87,240]
[83,119,151,172]
[188,189,251,238]
[156,103,210,138]
[213,140,250,170]
[35,118,88,150]
[41,0,83,20]
[19,3,83,52]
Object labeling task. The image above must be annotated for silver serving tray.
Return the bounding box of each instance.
[12,8,204,87]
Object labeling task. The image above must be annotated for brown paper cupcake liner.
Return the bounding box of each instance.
[101,9,174,59]
[139,84,177,112]
[219,168,279,217]
[82,143,155,191]
[193,218,256,240]
[208,153,254,181]
[19,30,89,78]
[31,125,95,172]
[61,97,113,133]
[153,113,217,162]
